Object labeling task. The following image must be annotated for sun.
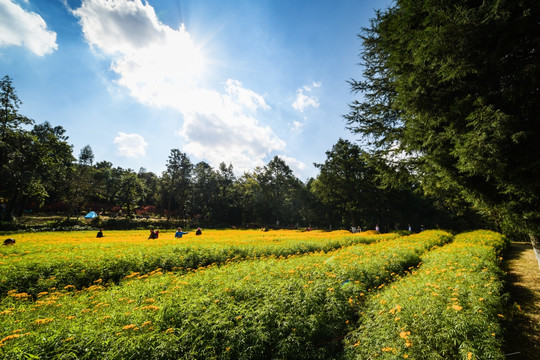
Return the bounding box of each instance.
[157,24,206,84]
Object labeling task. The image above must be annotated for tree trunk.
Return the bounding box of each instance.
[167,193,172,221]
[529,233,540,270]
[5,193,19,222]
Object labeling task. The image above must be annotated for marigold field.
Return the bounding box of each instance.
[0,229,509,359]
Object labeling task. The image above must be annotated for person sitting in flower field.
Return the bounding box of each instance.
[195,227,202,235]
[96,229,104,238]
[148,228,159,239]
[175,227,189,238]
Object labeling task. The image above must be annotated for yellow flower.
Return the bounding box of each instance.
[0,334,20,343]
[35,318,54,325]
[399,331,410,339]
[452,304,463,311]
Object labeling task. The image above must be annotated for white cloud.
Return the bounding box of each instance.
[225,79,270,112]
[277,155,306,174]
[289,119,306,132]
[0,0,57,56]
[73,0,284,173]
[113,132,148,158]
[292,83,320,112]
[178,80,285,173]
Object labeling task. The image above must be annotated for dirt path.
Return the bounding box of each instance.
[503,241,540,360]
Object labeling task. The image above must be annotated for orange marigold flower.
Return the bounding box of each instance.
[0,334,20,343]
[399,331,410,339]
[35,318,54,325]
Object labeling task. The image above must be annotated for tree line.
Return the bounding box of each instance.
[1,74,470,231]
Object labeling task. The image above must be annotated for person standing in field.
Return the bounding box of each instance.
[375,224,380,233]
[175,227,189,238]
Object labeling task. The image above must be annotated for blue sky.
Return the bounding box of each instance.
[0,0,391,180]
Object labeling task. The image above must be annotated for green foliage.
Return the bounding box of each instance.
[344,230,508,359]
[345,1,540,238]
[0,230,452,359]
[0,230,398,298]
[313,139,379,228]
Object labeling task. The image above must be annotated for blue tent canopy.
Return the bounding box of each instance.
[85,211,98,219]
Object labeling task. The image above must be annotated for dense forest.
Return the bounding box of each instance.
[1,74,471,232]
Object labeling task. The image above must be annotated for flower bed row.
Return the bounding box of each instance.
[343,230,508,360]
[0,229,398,298]
[0,231,451,359]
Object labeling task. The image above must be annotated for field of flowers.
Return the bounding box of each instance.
[0,229,397,298]
[0,229,508,359]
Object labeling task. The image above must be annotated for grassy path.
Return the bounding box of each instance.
[503,241,540,360]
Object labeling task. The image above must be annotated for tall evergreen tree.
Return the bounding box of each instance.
[163,149,192,220]
[312,139,379,229]
[345,0,540,263]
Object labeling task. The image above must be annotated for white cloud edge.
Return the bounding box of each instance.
[0,0,58,56]
[113,132,148,158]
[292,82,321,112]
